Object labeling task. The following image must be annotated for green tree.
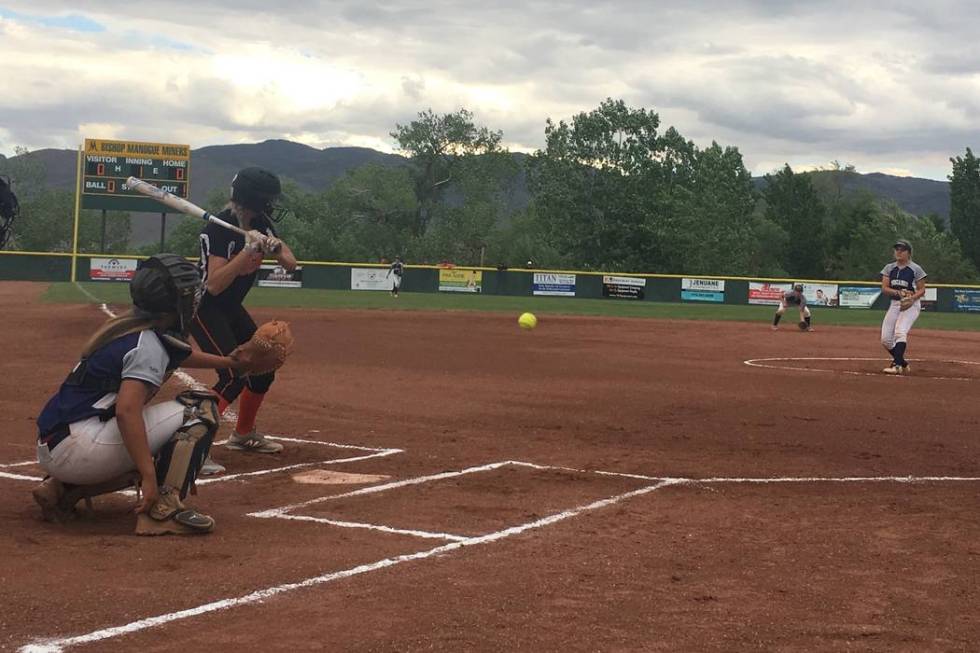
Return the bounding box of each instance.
[949,147,980,269]
[528,98,693,271]
[762,165,828,278]
[669,142,757,275]
[391,108,503,237]
[834,202,977,282]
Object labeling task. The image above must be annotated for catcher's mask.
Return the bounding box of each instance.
[894,239,912,254]
[231,167,289,223]
[130,254,202,335]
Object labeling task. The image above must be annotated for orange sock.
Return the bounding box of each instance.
[235,389,266,435]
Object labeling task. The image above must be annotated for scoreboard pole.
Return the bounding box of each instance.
[70,146,83,283]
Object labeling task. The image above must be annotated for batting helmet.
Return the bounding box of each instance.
[130,254,202,335]
[231,167,288,222]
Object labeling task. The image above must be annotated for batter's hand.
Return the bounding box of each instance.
[262,236,283,255]
[245,229,267,253]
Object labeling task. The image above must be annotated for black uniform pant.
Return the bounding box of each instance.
[190,301,275,403]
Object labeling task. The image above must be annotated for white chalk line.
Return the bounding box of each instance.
[1,470,43,482]
[262,513,469,542]
[0,460,38,468]
[249,461,513,518]
[744,356,980,381]
[19,478,681,653]
[196,449,402,486]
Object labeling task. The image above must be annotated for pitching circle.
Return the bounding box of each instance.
[743,356,980,381]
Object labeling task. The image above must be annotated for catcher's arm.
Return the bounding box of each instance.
[181,348,246,371]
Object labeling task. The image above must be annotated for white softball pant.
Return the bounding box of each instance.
[776,300,811,318]
[880,299,921,348]
[36,400,186,485]
[392,275,402,289]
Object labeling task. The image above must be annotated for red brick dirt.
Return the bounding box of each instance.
[1,281,978,652]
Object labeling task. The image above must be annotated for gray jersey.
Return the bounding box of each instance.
[782,290,806,307]
[121,330,170,388]
[880,261,927,292]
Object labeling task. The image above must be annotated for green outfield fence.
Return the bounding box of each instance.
[3,250,980,313]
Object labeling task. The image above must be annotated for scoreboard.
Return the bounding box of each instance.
[81,138,191,212]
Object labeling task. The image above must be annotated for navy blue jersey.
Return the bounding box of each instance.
[198,208,276,309]
[881,261,927,298]
[390,261,404,277]
[37,330,177,435]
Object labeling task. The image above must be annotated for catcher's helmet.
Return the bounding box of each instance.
[793,283,804,292]
[894,239,912,254]
[231,167,288,222]
[130,254,202,335]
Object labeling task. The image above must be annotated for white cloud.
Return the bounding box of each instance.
[0,1,977,180]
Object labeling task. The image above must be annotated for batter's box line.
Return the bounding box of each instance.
[20,478,682,653]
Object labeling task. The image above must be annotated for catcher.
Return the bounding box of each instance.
[880,239,926,375]
[771,283,812,332]
[192,167,297,474]
[32,255,260,534]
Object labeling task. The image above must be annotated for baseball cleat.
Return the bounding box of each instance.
[32,477,73,523]
[200,455,226,476]
[771,325,778,331]
[136,489,214,536]
[882,364,905,375]
[226,429,284,454]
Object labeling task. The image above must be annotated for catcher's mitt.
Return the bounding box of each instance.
[231,320,294,375]
[899,290,915,312]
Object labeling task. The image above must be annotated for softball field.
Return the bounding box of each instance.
[2,282,978,652]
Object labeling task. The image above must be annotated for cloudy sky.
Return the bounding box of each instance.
[1,1,977,180]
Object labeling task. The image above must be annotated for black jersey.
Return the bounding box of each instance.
[198,209,276,309]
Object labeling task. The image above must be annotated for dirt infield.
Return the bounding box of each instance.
[2,281,979,652]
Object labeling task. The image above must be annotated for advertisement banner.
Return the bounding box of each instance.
[439,269,482,293]
[681,278,725,302]
[602,275,646,300]
[838,286,881,309]
[351,267,391,291]
[89,257,137,281]
[533,273,576,297]
[802,283,838,307]
[952,289,980,312]
[257,264,302,288]
[748,282,791,305]
[920,287,937,311]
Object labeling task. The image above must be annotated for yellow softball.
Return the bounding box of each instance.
[518,312,538,330]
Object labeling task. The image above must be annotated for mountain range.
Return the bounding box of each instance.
[0,139,952,246]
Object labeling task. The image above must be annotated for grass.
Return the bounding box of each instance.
[44,282,980,332]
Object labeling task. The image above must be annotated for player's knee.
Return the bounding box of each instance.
[881,337,895,349]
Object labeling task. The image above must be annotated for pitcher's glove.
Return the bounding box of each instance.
[231,321,294,375]
[899,290,915,312]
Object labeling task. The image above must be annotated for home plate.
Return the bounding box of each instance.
[291,470,390,485]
